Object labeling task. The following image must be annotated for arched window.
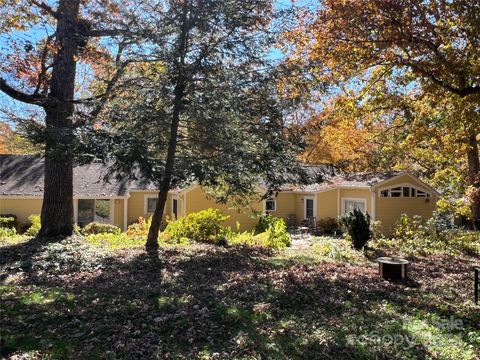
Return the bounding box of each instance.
[378,185,430,198]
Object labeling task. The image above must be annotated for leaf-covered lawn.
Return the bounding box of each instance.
[1,236,479,359]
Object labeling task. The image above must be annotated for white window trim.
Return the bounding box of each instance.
[303,196,316,219]
[264,197,277,212]
[377,183,431,198]
[341,197,367,215]
[75,198,114,225]
[144,195,158,214]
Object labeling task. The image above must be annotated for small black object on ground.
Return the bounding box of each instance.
[376,257,409,281]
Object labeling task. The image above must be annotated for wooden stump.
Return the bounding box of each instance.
[377,257,409,281]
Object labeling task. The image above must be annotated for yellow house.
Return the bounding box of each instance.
[0,155,439,235]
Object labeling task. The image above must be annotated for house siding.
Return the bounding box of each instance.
[184,187,263,231]
[316,189,339,220]
[374,175,437,235]
[268,193,296,222]
[113,199,124,229]
[0,198,43,226]
[127,191,172,226]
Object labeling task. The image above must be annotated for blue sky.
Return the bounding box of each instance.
[0,0,317,126]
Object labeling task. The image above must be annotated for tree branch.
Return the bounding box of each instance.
[0,78,55,107]
[30,0,58,18]
[87,28,132,37]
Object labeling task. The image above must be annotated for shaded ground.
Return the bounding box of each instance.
[1,236,479,359]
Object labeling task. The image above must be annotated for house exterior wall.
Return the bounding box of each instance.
[376,197,437,235]
[268,193,296,222]
[184,186,263,231]
[0,173,438,236]
[0,198,43,226]
[374,175,437,235]
[316,189,339,220]
[339,188,373,215]
[126,191,172,226]
[113,199,124,229]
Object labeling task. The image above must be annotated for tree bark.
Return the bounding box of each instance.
[467,133,480,229]
[38,0,80,238]
[145,0,190,250]
[145,81,185,250]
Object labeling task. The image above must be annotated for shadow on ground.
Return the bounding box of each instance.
[1,240,479,359]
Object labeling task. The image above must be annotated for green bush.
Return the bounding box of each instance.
[25,215,41,236]
[254,214,278,234]
[126,217,152,239]
[317,217,339,234]
[161,208,229,244]
[226,230,255,246]
[82,222,121,235]
[0,226,17,239]
[0,214,17,229]
[374,212,480,256]
[250,215,291,249]
[264,218,291,248]
[85,232,146,249]
[340,209,371,250]
[312,236,365,263]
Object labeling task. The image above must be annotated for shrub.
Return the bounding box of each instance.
[370,220,384,240]
[25,215,41,236]
[162,208,229,244]
[264,218,291,248]
[82,222,121,235]
[0,226,17,239]
[375,212,480,256]
[126,217,152,239]
[340,209,371,250]
[226,230,255,246]
[85,232,146,249]
[312,236,365,263]
[317,217,339,234]
[0,214,17,229]
[254,214,278,234]
[249,218,291,249]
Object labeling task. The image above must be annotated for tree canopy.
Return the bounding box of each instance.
[284,0,480,222]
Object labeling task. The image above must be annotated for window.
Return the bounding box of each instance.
[146,197,157,213]
[390,187,402,197]
[305,198,314,218]
[343,199,366,214]
[172,198,178,219]
[265,198,276,212]
[77,199,111,227]
[378,185,431,198]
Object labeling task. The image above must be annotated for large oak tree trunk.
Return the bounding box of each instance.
[467,133,480,229]
[38,0,80,238]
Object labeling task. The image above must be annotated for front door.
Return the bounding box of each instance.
[304,196,315,219]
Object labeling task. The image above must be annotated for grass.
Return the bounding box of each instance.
[0,234,479,359]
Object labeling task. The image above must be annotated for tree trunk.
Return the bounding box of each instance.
[145,81,185,250]
[145,1,189,250]
[38,0,80,238]
[467,133,480,229]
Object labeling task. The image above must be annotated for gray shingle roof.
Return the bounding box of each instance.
[279,170,403,192]
[1,155,406,197]
[0,154,156,197]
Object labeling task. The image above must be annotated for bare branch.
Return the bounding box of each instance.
[30,0,58,18]
[87,28,132,37]
[0,78,55,107]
